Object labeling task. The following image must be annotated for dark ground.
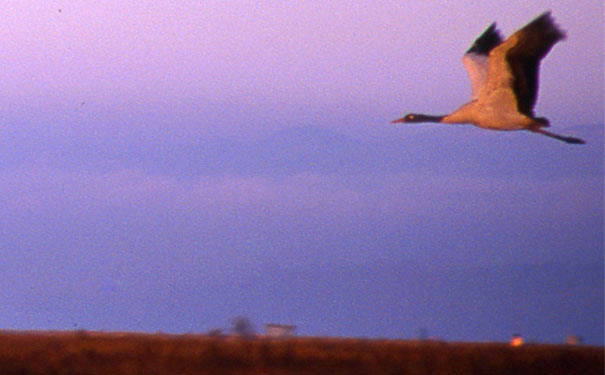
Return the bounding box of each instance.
[0,331,602,375]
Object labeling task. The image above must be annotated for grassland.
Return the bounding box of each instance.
[0,331,602,375]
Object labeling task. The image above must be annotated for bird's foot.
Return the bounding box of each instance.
[563,136,586,145]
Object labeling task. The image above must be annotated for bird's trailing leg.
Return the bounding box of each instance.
[528,127,585,144]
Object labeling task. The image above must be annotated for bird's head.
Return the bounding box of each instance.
[391,113,443,124]
[391,114,416,123]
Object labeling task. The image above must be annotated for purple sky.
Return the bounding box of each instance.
[1,1,603,344]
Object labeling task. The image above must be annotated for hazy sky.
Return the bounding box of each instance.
[1,1,603,344]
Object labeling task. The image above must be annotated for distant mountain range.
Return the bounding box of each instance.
[3,124,603,180]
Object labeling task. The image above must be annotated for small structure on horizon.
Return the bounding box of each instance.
[231,317,255,338]
[418,328,428,341]
[265,323,296,338]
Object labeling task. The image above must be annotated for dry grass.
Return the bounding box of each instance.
[0,331,602,375]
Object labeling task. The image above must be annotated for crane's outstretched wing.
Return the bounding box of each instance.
[504,11,565,116]
[462,23,502,100]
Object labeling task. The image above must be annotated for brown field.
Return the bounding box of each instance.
[0,331,602,375]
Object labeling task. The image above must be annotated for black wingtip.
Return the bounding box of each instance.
[466,23,503,55]
[524,10,566,42]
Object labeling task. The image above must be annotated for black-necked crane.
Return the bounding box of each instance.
[392,12,585,144]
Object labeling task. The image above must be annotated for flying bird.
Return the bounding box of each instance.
[392,12,585,144]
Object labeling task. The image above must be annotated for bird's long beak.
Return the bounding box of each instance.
[391,117,405,124]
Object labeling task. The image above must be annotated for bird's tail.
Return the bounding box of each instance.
[533,117,550,127]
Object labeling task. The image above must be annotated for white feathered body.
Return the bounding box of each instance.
[443,33,536,130]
